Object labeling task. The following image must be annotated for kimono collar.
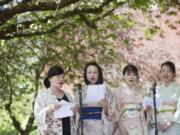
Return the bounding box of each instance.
[38,88,52,95]
[162,81,176,88]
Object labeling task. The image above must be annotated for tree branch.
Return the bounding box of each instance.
[0,0,122,39]
[62,0,115,15]
[21,0,33,4]
[0,0,80,25]
[24,112,35,134]
[94,0,127,22]
[24,68,40,134]
[5,75,24,134]
[0,21,65,39]
[1,0,117,39]
[78,12,97,29]
[0,16,53,35]
[0,0,12,6]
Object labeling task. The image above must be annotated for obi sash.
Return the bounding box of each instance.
[81,107,103,120]
[156,103,176,123]
[151,102,176,124]
[121,103,142,118]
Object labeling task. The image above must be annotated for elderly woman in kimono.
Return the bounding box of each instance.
[34,66,76,135]
[75,62,117,135]
[149,61,180,135]
[113,64,149,135]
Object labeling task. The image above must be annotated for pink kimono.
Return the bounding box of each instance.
[75,84,117,135]
[114,83,148,135]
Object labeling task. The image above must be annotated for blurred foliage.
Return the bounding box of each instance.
[144,27,159,39]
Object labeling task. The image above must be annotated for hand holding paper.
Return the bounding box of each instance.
[54,100,75,118]
[84,84,106,103]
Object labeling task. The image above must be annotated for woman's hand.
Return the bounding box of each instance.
[70,105,79,113]
[162,122,173,132]
[145,105,152,111]
[47,104,61,115]
[157,123,165,132]
[143,105,152,112]
[157,122,173,132]
[100,98,108,115]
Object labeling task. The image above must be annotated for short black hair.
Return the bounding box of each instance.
[161,61,176,74]
[84,62,103,85]
[44,66,64,88]
[122,64,139,78]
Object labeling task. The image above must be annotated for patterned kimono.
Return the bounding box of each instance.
[75,84,117,135]
[34,88,76,135]
[149,81,180,135]
[114,83,148,135]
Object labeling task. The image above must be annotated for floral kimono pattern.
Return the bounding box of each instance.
[149,82,180,135]
[114,83,149,135]
[34,88,76,135]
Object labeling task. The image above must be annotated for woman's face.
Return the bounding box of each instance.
[86,65,99,85]
[124,71,138,87]
[160,65,175,84]
[49,74,64,89]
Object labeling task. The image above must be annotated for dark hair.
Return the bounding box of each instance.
[44,66,64,88]
[160,61,176,74]
[122,64,139,78]
[84,62,103,85]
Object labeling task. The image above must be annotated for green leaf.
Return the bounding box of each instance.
[123,39,129,46]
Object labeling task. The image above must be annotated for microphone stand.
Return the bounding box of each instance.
[77,84,84,135]
[152,82,158,135]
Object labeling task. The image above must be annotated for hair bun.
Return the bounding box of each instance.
[44,77,50,88]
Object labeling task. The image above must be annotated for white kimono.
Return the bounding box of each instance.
[34,88,76,135]
[150,82,180,135]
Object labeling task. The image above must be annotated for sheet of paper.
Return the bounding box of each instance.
[84,84,106,103]
[143,96,163,109]
[54,100,75,118]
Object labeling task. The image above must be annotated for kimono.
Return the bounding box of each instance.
[114,83,149,135]
[149,81,180,135]
[34,88,76,135]
[75,84,117,135]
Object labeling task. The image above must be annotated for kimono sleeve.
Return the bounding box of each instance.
[172,85,180,123]
[34,89,59,131]
[105,87,116,119]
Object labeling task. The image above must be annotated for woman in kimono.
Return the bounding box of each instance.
[34,66,76,135]
[149,61,180,135]
[76,62,117,135]
[113,64,149,135]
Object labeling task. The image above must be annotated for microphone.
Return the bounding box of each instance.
[77,83,82,94]
[77,83,84,135]
[151,81,158,135]
[151,81,157,95]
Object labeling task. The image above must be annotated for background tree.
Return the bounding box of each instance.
[0,0,179,134]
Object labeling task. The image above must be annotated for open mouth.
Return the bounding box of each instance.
[90,78,96,83]
[128,80,134,82]
[163,76,169,79]
[59,82,63,85]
